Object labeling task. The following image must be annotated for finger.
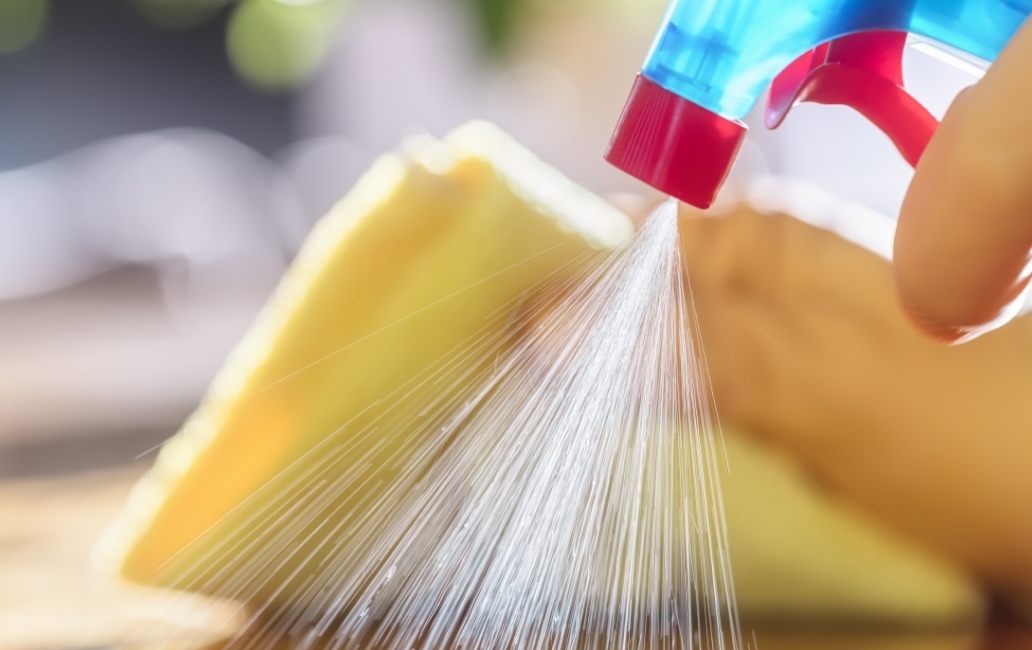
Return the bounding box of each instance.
[895,20,1032,343]
[676,206,911,442]
[679,205,895,314]
[677,209,801,426]
[679,205,790,299]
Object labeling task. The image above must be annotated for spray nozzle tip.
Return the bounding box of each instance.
[605,74,746,209]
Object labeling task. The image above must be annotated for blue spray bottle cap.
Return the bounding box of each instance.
[607,0,1030,209]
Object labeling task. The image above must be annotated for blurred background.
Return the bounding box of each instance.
[0,1,984,646]
[0,0,982,475]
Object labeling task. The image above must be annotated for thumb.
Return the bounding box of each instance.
[895,19,1032,343]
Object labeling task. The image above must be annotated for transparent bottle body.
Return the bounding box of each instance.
[643,0,1030,119]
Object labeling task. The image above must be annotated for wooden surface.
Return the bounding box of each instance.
[1,464,1029,650]
[0,464,242,650]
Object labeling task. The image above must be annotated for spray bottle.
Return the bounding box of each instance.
[606,0,1030,208]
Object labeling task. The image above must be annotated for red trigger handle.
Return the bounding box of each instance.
[765,30,939,168]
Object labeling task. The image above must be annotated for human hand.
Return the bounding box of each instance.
[680,201,1032,597]
[896,19,1032,343]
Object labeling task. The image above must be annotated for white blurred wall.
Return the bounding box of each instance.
[0,130,301,451]
[297,0,666,197]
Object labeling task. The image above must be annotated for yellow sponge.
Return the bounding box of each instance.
[721,430,983,625]
[94,122,632,607]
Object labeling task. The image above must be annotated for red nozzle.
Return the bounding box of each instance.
[605,74,746,209]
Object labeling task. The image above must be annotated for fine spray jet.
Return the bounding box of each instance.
[606,0,1030,208]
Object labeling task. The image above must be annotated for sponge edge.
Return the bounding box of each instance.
[91,153,413,583]
[446,121,633,250]
[720,428,985,627]
[93,121,633,598]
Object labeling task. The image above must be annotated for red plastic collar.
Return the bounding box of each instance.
[605,74,746,209]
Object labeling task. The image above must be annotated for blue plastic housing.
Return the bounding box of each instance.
[644,0,1031,121]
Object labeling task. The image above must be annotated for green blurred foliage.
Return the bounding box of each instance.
[226,0,346,92]
[466,0,524,53]
[466,0,667,54]
[0,0,49,54]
